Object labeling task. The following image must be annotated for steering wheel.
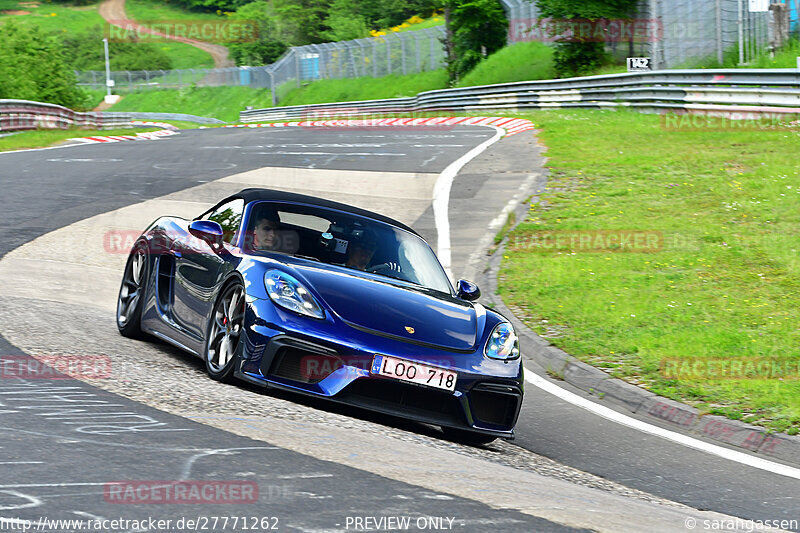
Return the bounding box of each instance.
[367,262,402,275]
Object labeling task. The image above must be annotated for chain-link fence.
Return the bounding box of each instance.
[76,26,446,104]
[501,0,799,69]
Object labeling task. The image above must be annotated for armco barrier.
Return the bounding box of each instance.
[240,69,800,122]
[0,100,133,132]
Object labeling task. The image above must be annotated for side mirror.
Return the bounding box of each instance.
[189,220,224,246]
[456,279,481,301]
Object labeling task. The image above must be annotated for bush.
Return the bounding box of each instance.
[229,39,288,66]
[60,26,173,72]
[0,21,88,109]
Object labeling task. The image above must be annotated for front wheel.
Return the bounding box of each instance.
[117,245,147,338]
[204,281,245,383]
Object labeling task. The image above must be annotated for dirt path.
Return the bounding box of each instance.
[98,0,234,68]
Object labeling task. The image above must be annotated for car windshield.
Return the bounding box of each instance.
[242,201,453,294]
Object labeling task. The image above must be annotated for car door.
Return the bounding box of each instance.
[171,198,244,340]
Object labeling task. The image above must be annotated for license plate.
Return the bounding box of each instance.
[370,355,457,392]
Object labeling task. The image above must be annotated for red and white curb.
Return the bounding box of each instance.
[68,129,178,145]
[131,120,180,131]
[222,116,537,137]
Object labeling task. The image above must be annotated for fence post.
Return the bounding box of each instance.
[716,0,723,64]
[414,32,421,72]
[295,50,301,87]
[430,30,436,70]
[738,0,745,64]
[400,33,407,75]
[373,39,378,77]
[269,68,277,107]
[387,36,392,74]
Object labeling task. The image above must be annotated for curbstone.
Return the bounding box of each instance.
[563,360,609,393]
[529,345,571,378]
[751,431,800,464]
[638,397,700,431]
[595,378,656,414]
[695,415,774,452]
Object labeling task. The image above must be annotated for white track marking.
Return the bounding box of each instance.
[433,126,504,280]
[523,368,800,480]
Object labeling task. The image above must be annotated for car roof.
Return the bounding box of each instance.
[229,188,420,236]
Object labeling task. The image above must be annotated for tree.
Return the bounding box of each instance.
[444,0,507,84]
[0,22,87,109]
[536,0,640,77]
[322,0,369,41]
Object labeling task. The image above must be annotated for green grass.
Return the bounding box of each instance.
[106,86,274,122]
[0,0,214,69]
[142,43,214,69]
[125,0,226,22]
[497,109,800,433]
[0,126,158,152]
[0,2,104,34]
[124,0,224,66]
[692,38,800,69]
[457,41,555,87]
[278,70,449,106]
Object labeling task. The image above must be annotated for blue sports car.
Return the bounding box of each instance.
[116,189,523,444]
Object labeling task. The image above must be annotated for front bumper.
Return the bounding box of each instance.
[234,306,524,438]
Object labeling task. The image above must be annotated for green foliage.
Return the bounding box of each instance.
[60,26,174,71]
[552,41,606,77]
[444,0,507,84]
[322,0,369,41]
[0,21,87,109]
[230,39,288,65]
[227,1,289,65]
[277,70,448,106]
[43,0,97,5]
[165,0,244,12]
[456,40,555,87]
[536,0,639,77]
[106,86,276,122]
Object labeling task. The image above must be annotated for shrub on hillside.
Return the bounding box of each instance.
[61,26,173,72]
[0,22,88,109]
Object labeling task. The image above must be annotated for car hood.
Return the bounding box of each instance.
[295,265,477,351]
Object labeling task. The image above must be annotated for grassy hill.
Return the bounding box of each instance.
[0,0,214,69]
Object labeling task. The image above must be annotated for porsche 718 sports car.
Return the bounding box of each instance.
[116,189,523,443]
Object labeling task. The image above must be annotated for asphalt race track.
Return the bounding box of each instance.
[0,125,797,532]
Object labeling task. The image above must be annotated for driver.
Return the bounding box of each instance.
[252,208,281,251]
[345,229,377,270]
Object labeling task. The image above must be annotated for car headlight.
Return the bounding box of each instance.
[485,322,520,360]
[264,269,325,319]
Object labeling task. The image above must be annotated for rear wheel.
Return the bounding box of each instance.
[117,245,147,338]
[205,281,245,383]
[441,427,497,446]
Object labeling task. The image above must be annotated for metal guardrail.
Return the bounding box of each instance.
[0,99,133,132]
[240,69,800,122]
